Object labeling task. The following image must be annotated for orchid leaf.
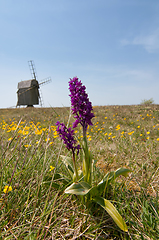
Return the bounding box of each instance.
[98,168,131,186]
[113,167,132,178]
[65,181,91,195]
[97,168,131,195]
[53,173,71,183]
[94,196,128,232]
[60,155,74,177]
[50,182,61,189]
[88,185,99,197]
[73,169,83,182]
[98,172,113,186]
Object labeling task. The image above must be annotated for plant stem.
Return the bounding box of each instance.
[83,135,92,185]
[72,150,79,180]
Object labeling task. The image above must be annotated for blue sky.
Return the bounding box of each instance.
[0,0,159,108]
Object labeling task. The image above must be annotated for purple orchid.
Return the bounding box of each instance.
[56,121,80,154]
[69,77,95,136]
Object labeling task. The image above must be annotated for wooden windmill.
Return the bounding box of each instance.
[17,60,51,107]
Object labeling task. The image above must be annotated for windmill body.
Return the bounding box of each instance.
[16,61,51,107]
[17,79,39,107]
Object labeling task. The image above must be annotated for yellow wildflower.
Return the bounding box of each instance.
[45,138,50,142]
[49,166,55,171]
[8,137,13,141]
[3,185,12,193]
[24,126,30,130]
[116,125,120,130]
[24,144,31,148]
[128,131,134,135]
[53,131,58,138]
[22,130,29,135]
[35,129,42,135]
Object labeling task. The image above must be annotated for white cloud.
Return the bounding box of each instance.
[121,28,159,53]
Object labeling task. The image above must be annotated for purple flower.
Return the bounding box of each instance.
[56,121,80,154]
[69,77,95,135]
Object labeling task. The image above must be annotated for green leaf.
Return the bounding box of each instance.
[98,172,113,186]
[53,173,71,184]
[94,196,128,232]
[73,169,83,182]
[98,168,131,187]
[50,182,61,189]
[88,185,99,197]
[60,155,74,177]
[65,181,91,195]
[97,168,131,196]
[113,168,132,178]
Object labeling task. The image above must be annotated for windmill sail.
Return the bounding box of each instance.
[39,77,52,86]
[28,60,37,80]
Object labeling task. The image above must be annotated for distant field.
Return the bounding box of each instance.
[0,105,159,239]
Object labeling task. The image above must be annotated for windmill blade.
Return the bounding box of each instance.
[38,77,52,107]
[39,87,44,107]
[28,60,37,80]
[39,77,52,86]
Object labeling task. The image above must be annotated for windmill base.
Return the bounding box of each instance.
[27,105,34,107]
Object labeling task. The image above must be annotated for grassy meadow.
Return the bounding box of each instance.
[0,105,159,239]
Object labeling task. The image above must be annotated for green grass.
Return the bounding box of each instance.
[0,105,159,239]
